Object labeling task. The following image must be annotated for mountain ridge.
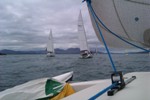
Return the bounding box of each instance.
[0,48,80,54]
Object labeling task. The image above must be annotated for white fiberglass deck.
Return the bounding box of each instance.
[63,72,150,100]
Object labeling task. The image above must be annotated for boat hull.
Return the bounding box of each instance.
[80,50,93,59]
[46,52,55,57]
[80,54,93,59]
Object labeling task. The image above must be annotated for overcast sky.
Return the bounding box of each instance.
[0,0,101,51]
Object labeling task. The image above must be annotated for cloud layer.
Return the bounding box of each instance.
[0,0,100,50]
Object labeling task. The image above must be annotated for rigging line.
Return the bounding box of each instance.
[96,21,149,47]
[88,83,117,100]
[112,0,131,40]
[119,36,150,47]
[89,4,150,52]
[87,0,117,72]
[94,15,150,47]
[125,0,150,6]
[94,17,149,46]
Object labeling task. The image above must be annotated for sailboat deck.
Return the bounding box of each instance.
[63,72,150,100]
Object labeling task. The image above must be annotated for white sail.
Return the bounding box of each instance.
[88,0,150,48]
[78,11,93,58]
[46,29,55,57]
[78,11,89,51]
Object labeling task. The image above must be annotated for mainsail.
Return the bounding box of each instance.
[88,0,150,48]
[78,11,89,51]
[47,30,55,55]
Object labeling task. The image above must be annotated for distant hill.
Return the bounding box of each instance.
[0,52,6,55]
[55,48,80,54]
[0,48,80,54]
[0,48,146,55]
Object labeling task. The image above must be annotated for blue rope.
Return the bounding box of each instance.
[87,1,117,72]
[89,2,150,53]
[88,83,117,100]
[83,0,118,99]
[84,0,150,99]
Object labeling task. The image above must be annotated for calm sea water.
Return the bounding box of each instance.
[0,54,150,91]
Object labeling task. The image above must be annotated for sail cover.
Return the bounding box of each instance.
[88,0,150,48]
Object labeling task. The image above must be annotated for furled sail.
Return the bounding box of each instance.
[88,0,150,48]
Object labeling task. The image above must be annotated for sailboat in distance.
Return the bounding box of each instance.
[1,1,150,100]
[78,11,93,59]
[46,29,55,57]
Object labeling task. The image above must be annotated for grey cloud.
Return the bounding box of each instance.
[0,0,101,50]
